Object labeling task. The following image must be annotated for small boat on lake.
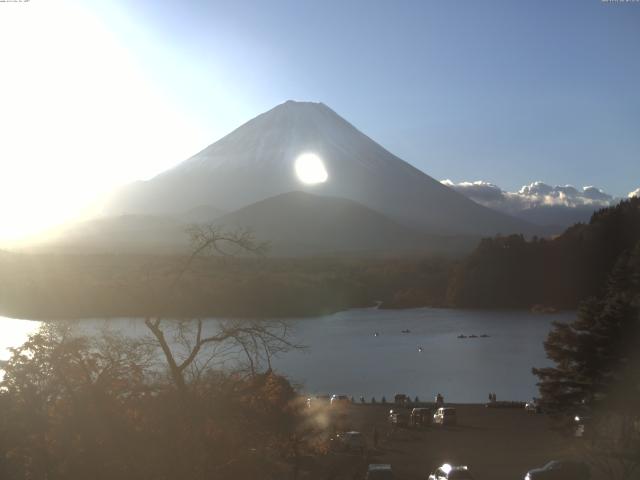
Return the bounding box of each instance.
[480,334,490,338]
[457,334,467,339]
[469,334,478,338]
[401,329,411,333]
[417,346,423,352]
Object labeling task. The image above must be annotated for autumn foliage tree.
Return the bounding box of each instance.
[0,322,314,480]
[0,226,315,480]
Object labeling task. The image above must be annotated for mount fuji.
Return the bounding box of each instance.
[105,100,533,237]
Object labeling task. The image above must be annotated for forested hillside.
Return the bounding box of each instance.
[448,197,640,308]
[4,199,639,319]
[0,254,452,319]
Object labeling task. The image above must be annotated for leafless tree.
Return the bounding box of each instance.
[143,224,300,398]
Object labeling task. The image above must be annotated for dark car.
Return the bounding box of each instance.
[525,460,590,480]
[330,431,366,453]
[330,394,350,407]
[410,407,433,427]
[394,393,409,407]
[366,464,394,480]
[388,409,410,427]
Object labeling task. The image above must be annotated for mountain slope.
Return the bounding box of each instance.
[212,191,477,256]
[106,101,534,236]
[514,204,601,231]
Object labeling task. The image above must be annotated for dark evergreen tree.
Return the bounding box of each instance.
[533,245,640,414]
[533,242,640,479]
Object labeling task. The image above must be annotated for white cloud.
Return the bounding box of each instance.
[442,179,617,214]
[441,180,504,203]
[628,188,640,198]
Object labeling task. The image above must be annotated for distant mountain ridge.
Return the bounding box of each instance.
[41,192,479,256]
[105,100,535,237]
[211,191,477,256]
[213,191,423,255]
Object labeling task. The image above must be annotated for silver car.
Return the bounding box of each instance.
[428,464,474,480]
[524,460,590,480]
[433,407,457,425]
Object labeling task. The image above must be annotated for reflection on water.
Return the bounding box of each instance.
[0,317,42,361]
[0,308,574,402]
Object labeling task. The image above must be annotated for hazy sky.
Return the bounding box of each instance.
[1,0,638,242]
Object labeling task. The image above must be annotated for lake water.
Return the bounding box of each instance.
[0,308,574,403]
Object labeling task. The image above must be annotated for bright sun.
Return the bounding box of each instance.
[294,153,328,185]
[0,1,206,246]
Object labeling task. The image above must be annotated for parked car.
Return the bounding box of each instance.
[394,393,409,407]
[428,463,474,480]
[388,409,409,427]
[366,464,394,480]
[410,407,433,427]
[433,407,457,425]
[306,394,331,409]
[525,400,541,413]
[524,460,590,479]
[573,415,591,438]
[330,394,350,407]
[331,431,366,453]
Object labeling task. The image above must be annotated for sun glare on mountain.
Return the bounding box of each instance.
[294,153,328,185]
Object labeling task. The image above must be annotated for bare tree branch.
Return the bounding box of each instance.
[141,224,303,399]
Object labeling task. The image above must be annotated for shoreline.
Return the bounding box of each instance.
[0,305,575,323]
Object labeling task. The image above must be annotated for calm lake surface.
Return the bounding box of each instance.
[0,308,574,403]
